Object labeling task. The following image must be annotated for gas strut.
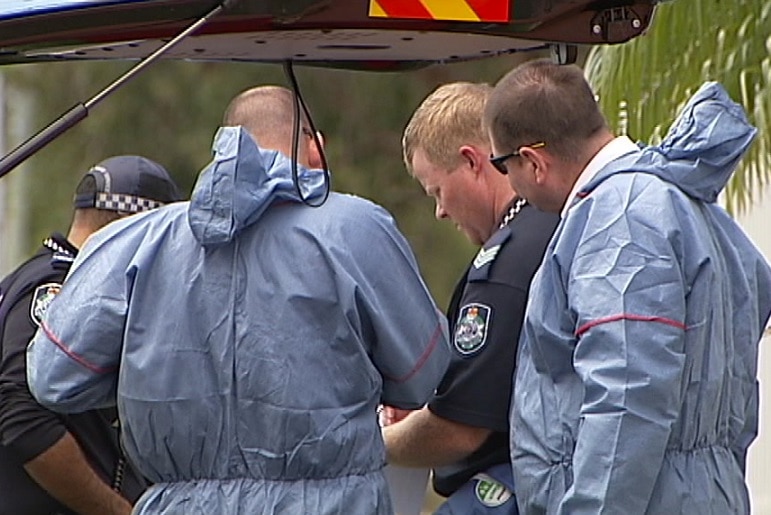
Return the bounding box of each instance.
[0,0,237,179]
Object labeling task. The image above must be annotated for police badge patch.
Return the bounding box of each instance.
[453,303,491,355]
[30,283,62,327]
[473,472,513,507]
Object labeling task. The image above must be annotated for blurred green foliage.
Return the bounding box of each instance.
[2,53,542,307]
[586,0,771,215]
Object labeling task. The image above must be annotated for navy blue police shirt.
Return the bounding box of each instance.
[428,202,560,497]
[0,233,146,515]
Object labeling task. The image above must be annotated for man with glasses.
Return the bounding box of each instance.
[484,59,771,514]
[383,82,558,514]
[488,142,545,176]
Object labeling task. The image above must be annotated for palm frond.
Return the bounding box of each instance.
[585,0,771,214]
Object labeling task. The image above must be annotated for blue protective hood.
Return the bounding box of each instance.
[188,126,327,246]
[584,82,757,203]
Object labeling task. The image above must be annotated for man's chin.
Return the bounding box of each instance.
[461,230,483,246]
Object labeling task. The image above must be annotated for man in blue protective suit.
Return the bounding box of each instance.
[26,85,451,514]
[483,59,771,514]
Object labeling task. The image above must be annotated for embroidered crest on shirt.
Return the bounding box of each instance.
[453,303,491,355]
[29,282,61,327]
[473,472,513,507]
[472,244,501,269]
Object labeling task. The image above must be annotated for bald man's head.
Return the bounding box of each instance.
[223,86,308,151]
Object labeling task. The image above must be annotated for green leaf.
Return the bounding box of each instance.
[585,0,771,215]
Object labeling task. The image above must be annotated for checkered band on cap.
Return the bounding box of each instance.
[73,155,181,212]
[94,192,164,213]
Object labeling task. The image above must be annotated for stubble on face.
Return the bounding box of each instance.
[411,149,485,245]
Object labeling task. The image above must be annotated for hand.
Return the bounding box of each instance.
[380,405,413,426]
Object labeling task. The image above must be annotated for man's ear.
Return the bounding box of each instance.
[459,145,483,175]
[307,131,325,169]
[519,145,549,185]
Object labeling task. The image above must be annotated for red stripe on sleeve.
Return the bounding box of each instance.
[41,321,117,374]
[575,313,686,337]
[385,322,443,383]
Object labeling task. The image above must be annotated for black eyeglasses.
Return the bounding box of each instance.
[489,142,546,175]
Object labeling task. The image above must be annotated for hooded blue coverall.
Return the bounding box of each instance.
[28,127,451,514]
[511,82,771,514]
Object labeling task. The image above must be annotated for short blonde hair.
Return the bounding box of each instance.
[402,82,492,175]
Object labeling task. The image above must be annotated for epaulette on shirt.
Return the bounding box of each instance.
[51,251,75,271]
[469,225,512,282]
[43,235,76,271]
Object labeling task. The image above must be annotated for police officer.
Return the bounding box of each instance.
[384,82,559,513]
[0,156,181,515]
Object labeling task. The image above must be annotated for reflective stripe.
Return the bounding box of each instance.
[369,0,509,22]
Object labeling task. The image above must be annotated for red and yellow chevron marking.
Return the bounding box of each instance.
[369,0,509,23]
